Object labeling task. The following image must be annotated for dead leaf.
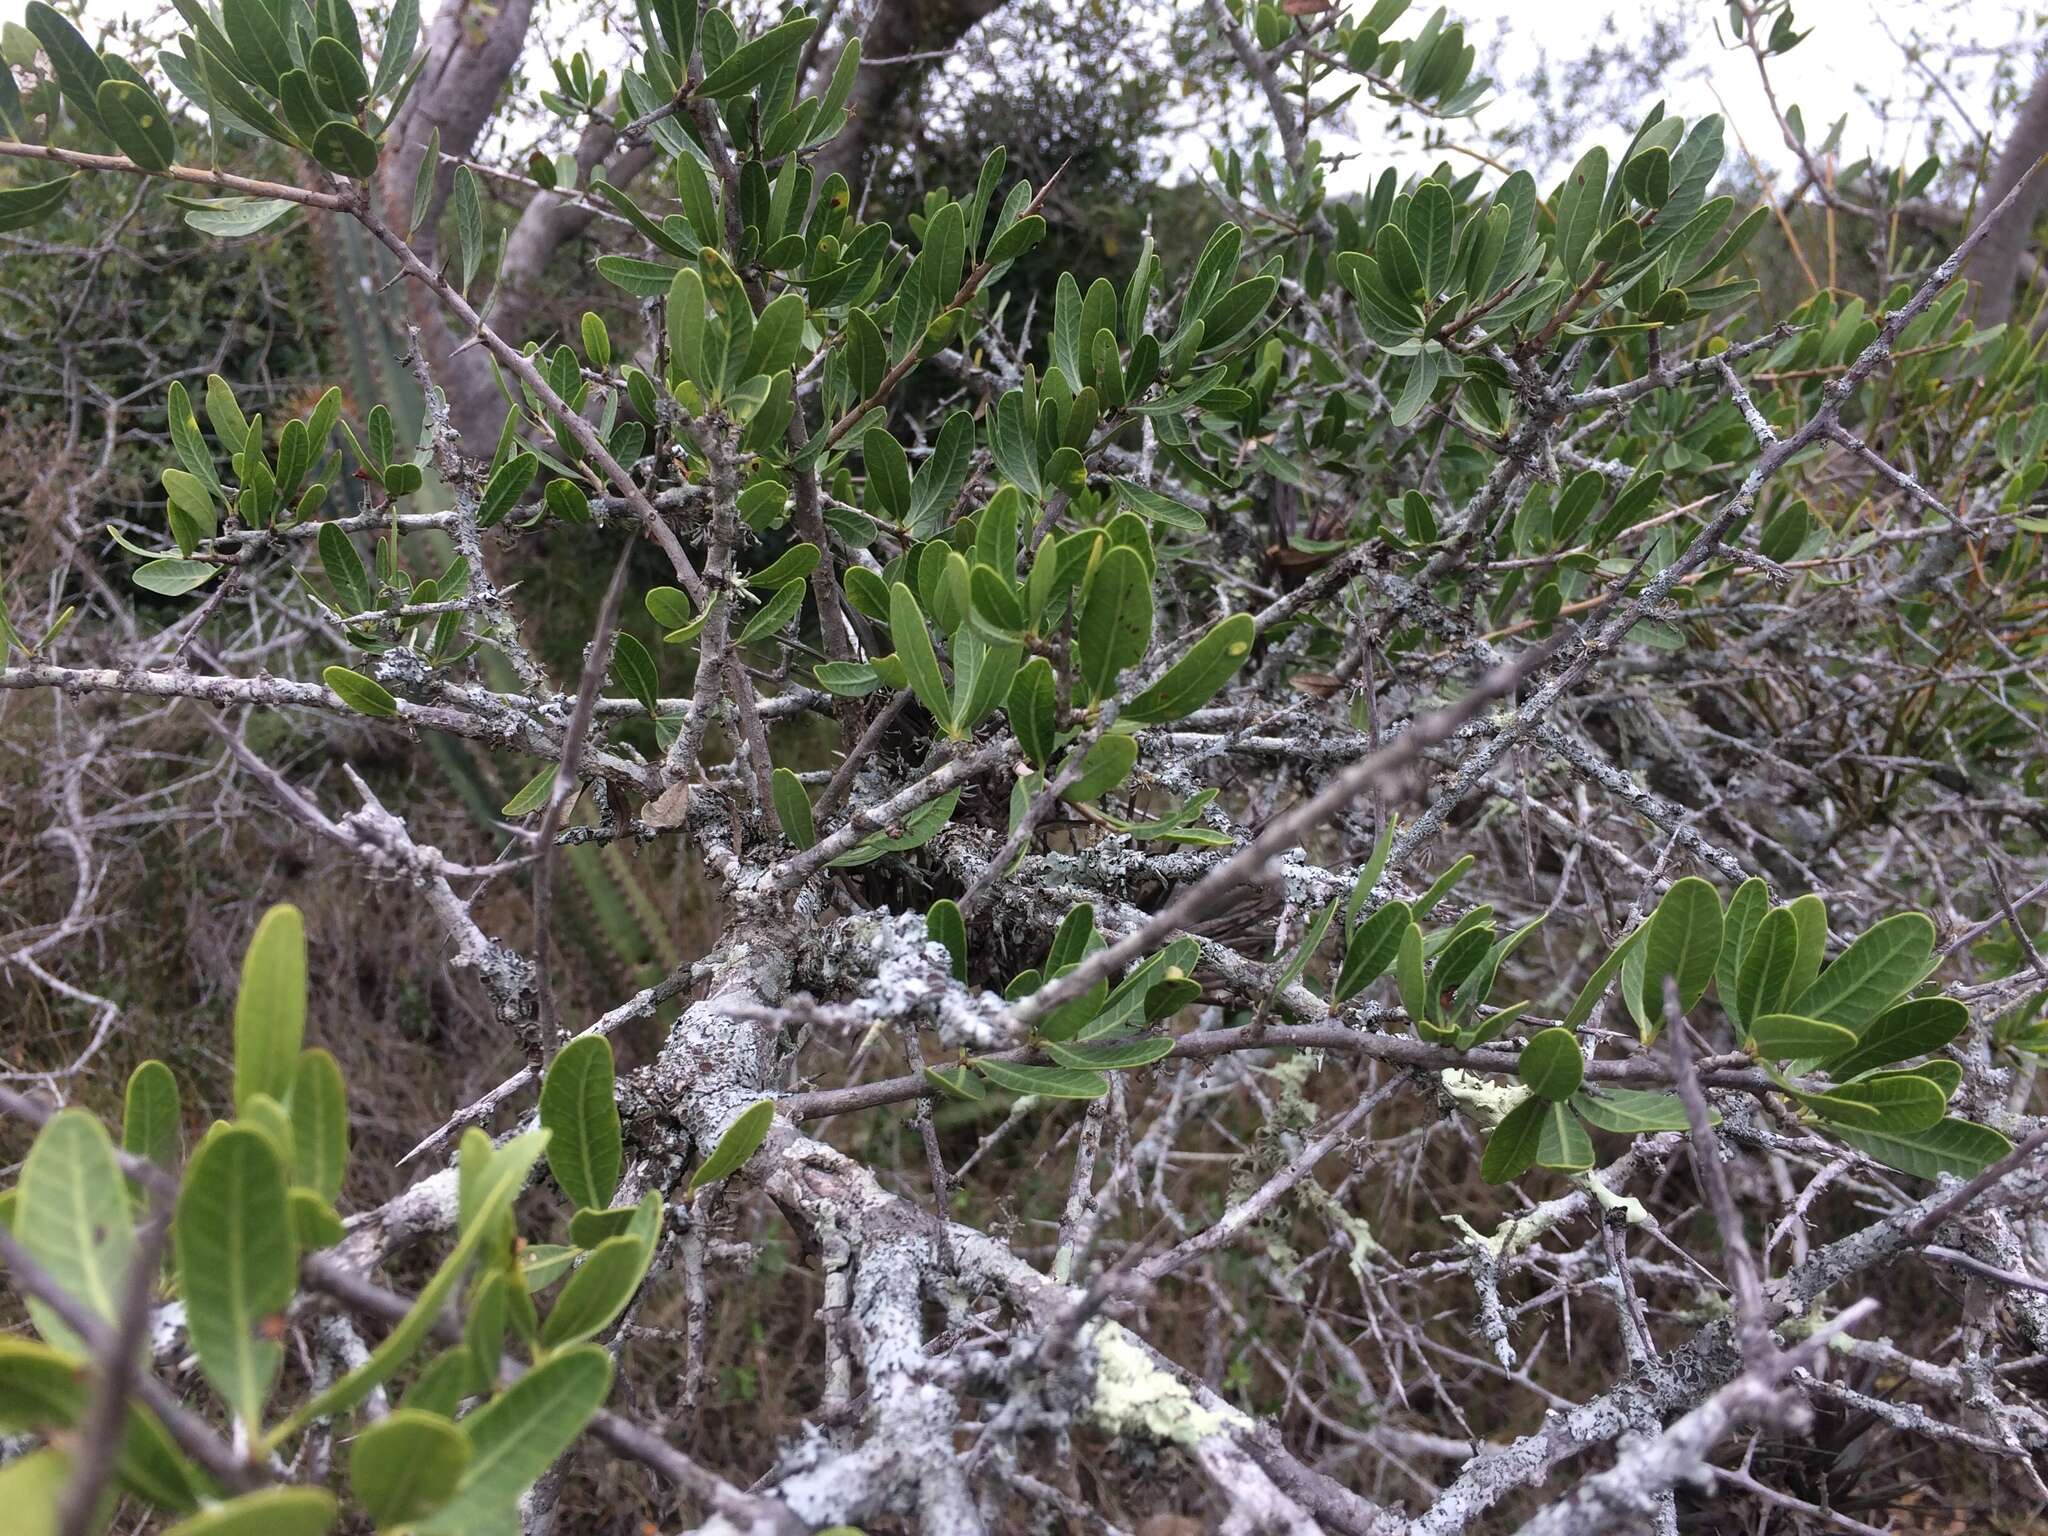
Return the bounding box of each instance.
[642,778,692,829]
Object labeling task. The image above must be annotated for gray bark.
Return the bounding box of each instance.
[1971,67,2048,328]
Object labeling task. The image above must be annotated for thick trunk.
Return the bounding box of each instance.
[376,0,535,446]
[1971,67,2048,328]
[809,0,1010,199]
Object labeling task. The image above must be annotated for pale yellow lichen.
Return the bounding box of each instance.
[1089,1323,1247,1445]
[1440,1067,1529,1127]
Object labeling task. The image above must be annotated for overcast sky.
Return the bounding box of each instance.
[12,0,2034,190]
[1336,0,2030,183]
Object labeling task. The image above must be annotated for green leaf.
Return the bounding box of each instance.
[610,633,660,716]
[1406,180,1455,292]
[0,1446,66,1531]
[24,4,105,133]
[1415,854,1475,919]
[889,581,953,731]
[500,764,556,818]
[521,1245,578,1290]
[176,1126,296,1429]
[1555,143,1610,276]
[196,43,293,148]
[350,1409,469,1528]
[1785,892,1829,997]
[164,380,222,502]
[478,451,538,529]
[863,427,911,522]
[1570,1086,1702,1134]
[324,665,397,717]
[1623,145,1671,207]
[539,1037,622,1211]
[1008,655,1057,768]
[169,194,295,238]
[273,1131,549,1440]
[1536,1101,1596,1171]
[1718,881,1770,1016]
[1058,733,1138,803]
[599,255,683,298]
[450,163,484,290]
[1734,905,1798,1030]
[667,265,707,389]
[969,562,1025,636]
[645,586,695,630]
[828,786,959,867]
[291,1188,344,1250]
[317,523,371,613]
[1076,544,1153,699]
[1517,1028,1585,1101]
[563,1204,634,1248]
[543,478,588,525]
[233,904,305,1112]
[1395,921,1430,1028]
[307,35,369,111]
[222,0,292,91]
[309,119,380,179]
[986,213,1045,265]
[1819,1073,1946,1134]
[738,578,806,643]
[747,542,821,590]
[1333,899,1411,1002]
[416,1346,614,1535]
[96,79,176,171]
[0,1339,199,1511]
[122,1060,182,1172]
[0,174,75,234]
[689,1100,774,1192]
[1785,912,1935,1030]
[927,898,968,981]
[409,122,439,235]
[134,559,217,596]
[287,1049,348,1203]
[540,1209,661,1347]
[17,1110,135,1353]
[908,411,975,538]
[923,1064,986,1102]
[164,1488,336,1536]
[1480,1095,1544,1182]
[1823,996,1967,1081]
[767,766,817,849]
[1044,1035,1173,1070]
[812,660,878,697]
[1122,612,1255,723]
[1638,876,1722,1022]
[741,291,806,380]
[1748,1013,1859,1060]
[692,14,816,99]
[1832,1116,2012,1181]
[972,1059,1109,1100]
[241,1092,293,1164]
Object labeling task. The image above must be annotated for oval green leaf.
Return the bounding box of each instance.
[17,1109,135,1353]
[175,1125,296,1430]
[689,1100,774,1192]
[350,1409,470,1527]
[1517,1027,1585,1102]
[323,665,397,717]
[538,1036,622,1212]
[233,903,305,1112]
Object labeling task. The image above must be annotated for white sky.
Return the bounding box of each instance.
[1336,0,2032,183]
[10,0,2034,192]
